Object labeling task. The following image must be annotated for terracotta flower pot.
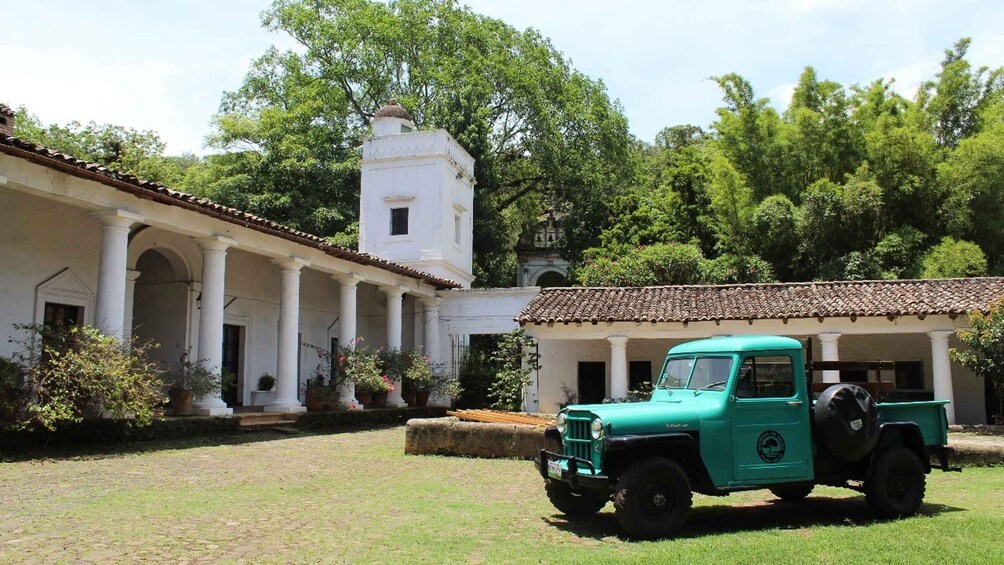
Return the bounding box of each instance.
[371,391,388,408]
[415,390,430,408]
[355,389,372,408]
[169,390,194,416]
[403,391,416,407]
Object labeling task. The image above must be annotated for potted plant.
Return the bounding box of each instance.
[257,373,276,392]
[301,343,350,412]
[403,351,460,407]
[379,348,410,405]
[249,372,277,407]
[162,350,220,416]
[343,344,383,408]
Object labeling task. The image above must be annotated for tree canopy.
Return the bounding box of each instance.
[185,0,633,287]
[8,7,1003,289]
[579,36,1004,286]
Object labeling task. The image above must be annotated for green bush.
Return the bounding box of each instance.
[873,227,925,279]
[162,349,221,397]
[921,237,988,278]
[488,330,540,412]
[0,356,27,423]
[12,324,164,431]
[700,253,776,284]
[575,243,705,286]
[817,251,883,281]
[950,297,1004,423]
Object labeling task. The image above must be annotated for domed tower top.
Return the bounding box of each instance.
[371,99,416,136]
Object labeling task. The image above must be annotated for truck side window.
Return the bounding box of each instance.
[738,356,795,398]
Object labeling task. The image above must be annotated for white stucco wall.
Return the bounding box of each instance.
[0,188,101,357]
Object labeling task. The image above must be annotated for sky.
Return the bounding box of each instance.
[2,0,1003,155]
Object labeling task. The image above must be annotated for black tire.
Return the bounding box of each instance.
[613,458,692,540]
[545,480,608,517]
[769,484,814,502]
[865,446,926,519]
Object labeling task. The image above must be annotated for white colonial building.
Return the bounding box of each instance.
[0,101,479,415]
[1,100,1001,424]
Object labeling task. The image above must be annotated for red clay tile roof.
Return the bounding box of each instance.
[0,134,460,289]
[516,278,1004,324]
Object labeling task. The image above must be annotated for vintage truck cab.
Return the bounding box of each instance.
[536,335,955,539]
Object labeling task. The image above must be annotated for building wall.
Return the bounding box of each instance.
[0,188,101,357]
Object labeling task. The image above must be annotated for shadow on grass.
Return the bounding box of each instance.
[544,496,966,541]
[0,422,403,463]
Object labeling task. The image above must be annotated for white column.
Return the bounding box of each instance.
[421,296,444,405]
[929,330,956,425]
[266,257,310,413]
[93,210,143,340]
[422,297,442,365]
[608,335,629,400]
[336,274,362,409]
[383,285,407,408]
[818,332,841,384]
[193,236,237,416]
[123,269,141,346]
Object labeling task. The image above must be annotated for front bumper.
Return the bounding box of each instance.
[535,449,612,492]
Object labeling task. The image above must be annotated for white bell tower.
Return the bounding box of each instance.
[359,101,476,287]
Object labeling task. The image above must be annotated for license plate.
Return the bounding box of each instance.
[547,460,562,479]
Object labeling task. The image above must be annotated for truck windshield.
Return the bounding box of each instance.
[657,357,735,390]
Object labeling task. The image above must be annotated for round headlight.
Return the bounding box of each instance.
[590,417,604,439]
[555,413,567,434]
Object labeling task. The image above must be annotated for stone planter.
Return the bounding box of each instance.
[250,390,276,407]
[355,389,372,408]
[169,390,194,416]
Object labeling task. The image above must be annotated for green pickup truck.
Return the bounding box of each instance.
[536,335,956,539]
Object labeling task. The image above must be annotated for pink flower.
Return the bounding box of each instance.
[339,356,346,362]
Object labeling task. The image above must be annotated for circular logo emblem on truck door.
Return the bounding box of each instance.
[757,430,786,463]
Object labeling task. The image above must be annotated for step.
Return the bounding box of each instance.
[237,413,300,428]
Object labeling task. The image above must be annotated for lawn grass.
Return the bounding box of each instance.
[1,425,1002,564]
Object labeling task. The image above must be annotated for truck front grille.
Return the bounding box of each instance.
[564,417,593,463]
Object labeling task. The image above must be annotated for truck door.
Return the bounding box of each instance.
[730,353,813,484]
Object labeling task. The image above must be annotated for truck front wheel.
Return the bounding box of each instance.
[613,458,692,539]
[545,480,608,517]
[865,446,926,519]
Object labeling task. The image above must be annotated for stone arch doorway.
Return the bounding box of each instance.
[132,247,193,373]
[533,270,568,288]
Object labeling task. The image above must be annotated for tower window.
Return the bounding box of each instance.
[454,213,462,245]
[390,207,409,236]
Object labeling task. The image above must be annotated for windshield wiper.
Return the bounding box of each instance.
[694,380,728,393]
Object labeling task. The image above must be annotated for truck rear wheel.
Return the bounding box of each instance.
[769,484,814,501]
[865,446,926,519]
[545,480,608,517]
[613,458,692,539]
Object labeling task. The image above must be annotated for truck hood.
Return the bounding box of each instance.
[567,401,701,436]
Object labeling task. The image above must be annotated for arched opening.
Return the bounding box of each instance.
[534,270,569,288]
[132,248,191,376]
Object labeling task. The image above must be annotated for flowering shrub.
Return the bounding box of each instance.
[341,342,387,392]
[8,324,163,431]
